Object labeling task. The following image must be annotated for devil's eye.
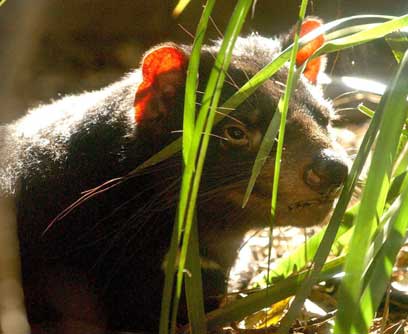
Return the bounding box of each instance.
[224,125,249,147]
[227,127,245,140]
[317,115,329,127]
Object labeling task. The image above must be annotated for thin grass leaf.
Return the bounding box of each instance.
[184,217,206,333]
[131,138,181,175]
[388,171,408,203]
[204,257,345,331]
[325,19,393,41]
[358,104,375,118]
[386,30,408,63]
[176,0,251,235]
[242,111,280,207]
[182,0,216,164]
[172,0,191,17]
[315,14,408,57]
[334,49,408,334]
[393,143,408,177]
[0,0,6,7]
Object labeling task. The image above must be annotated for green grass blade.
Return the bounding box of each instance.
[172,0,191,17]
[334,49,408,334]
[242,111,281,207]
[326,20,394,41]
[386,30,408,63]
[130,138,181,175]
[315,14,408,57]
[184,217,206,333]
[182,0,216,164]
[393,143,408,177]
[358,104,375,118]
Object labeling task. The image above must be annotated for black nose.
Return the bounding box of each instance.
[304,150,349,195]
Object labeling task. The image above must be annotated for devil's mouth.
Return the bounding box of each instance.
[251,187,335,212]
[288,199,331,211]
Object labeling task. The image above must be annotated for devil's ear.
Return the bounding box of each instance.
[134,44,187,139]
[296,18,325,84]
[281,17,325,84]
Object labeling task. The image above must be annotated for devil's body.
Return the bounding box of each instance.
[0,31,349,332]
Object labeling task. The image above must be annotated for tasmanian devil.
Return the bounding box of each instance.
[0,18,349,333]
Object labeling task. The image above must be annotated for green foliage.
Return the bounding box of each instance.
[386,31,408,63]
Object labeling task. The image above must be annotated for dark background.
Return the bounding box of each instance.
[0,0,407,123]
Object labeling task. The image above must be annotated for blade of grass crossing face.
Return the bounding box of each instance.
[334,50,408,334]
[242,111,281,207]
[182,0,216,164]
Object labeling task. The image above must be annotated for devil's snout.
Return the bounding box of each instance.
[303,149,349,195]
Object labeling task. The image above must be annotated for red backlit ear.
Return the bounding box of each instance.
[134,44,187,125]
[296,18,325,84]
